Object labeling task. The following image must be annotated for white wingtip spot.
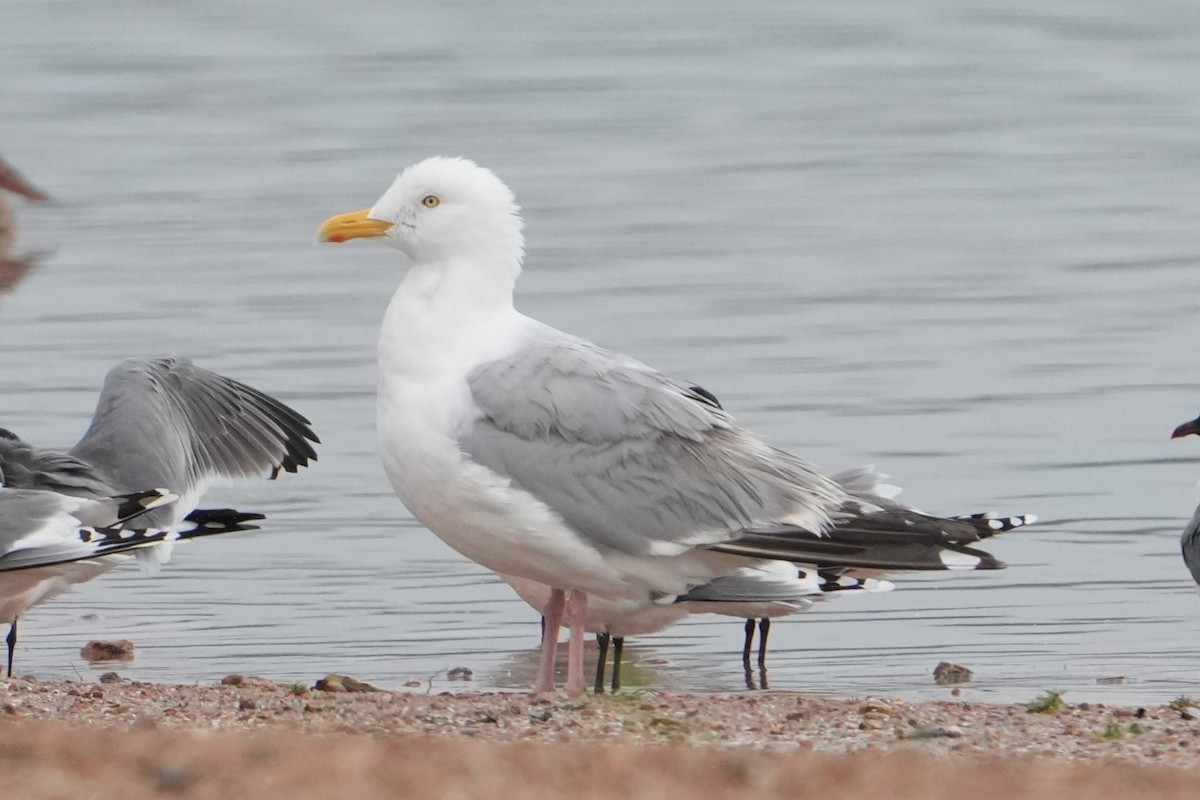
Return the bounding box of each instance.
[939,550,982,570]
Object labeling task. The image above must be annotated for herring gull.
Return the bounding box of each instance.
[317,156,1032,694]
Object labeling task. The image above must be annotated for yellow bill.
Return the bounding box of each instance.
[316,209,393,244]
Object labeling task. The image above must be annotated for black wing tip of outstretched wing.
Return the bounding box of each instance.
[183,508,267,532]
[228,377,321,477]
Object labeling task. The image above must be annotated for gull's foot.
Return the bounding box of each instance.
[564,674,588,696]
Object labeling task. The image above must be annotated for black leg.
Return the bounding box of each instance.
[611,636,624,693]
[6,618,16,678]
[742,618,755,665]
[594,631,610,694]
[757,618,770,667]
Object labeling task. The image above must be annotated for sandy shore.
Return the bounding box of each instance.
[4,675,1200,798]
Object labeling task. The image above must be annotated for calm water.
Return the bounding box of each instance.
[1,0,1199,703]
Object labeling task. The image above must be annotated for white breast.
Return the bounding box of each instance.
[375,283,630,599]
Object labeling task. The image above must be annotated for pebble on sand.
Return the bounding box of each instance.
[933,662,973,685]
[313,675,381,693]
[80,640,136,663]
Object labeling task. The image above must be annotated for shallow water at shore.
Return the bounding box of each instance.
[2,0,1200,702]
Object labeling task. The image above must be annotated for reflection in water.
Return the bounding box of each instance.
[0,256,40,296]
[0,156,49,297]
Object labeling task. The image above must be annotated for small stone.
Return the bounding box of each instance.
[933,662,972,685]
[951,688,962,697]
[1096,676,1126,685]
[529,709,553,724]
[80,613,99,622]
[313,674,381,693]
[154,767,195,792]
[447,666,474,681]
[98,672,122,684]
[80,640,135,663]
[132,714,158,730]
[403,681,422,688]
[238,698,257,711]
[904,727,964,740]
[221,674,247,686]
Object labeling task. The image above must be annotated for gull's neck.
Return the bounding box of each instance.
[379,253,526,381]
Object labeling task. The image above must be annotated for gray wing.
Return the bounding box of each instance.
[459,329,846,557]
[68,357,319,510]
[1182,505,1200,586]
[0,429,117,497]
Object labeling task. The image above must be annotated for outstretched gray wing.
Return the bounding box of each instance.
[459,328,845,557]
[69,357,319,513]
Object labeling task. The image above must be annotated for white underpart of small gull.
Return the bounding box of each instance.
[502,560,850,640]
[318,157,856,694]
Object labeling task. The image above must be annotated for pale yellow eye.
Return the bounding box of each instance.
[421,195,441,208]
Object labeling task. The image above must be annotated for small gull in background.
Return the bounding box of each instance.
[507,562,893,692]
[0,356,319,672]
[509,466,1027,692]
[1172,412,1200,589]
[318,156,1032,694]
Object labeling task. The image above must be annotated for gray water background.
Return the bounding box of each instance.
[1,0,1199,703]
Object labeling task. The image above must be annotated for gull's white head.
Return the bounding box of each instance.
[317,157,524,268]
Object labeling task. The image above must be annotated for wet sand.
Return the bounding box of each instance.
[6,676,1200,798]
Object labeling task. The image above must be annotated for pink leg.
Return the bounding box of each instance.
[564,590,589,696]
[534,588,565,693]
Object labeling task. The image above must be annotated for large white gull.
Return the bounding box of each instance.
[317,156,1032,695]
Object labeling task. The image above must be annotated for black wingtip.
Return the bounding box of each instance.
[184,508,267,528]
